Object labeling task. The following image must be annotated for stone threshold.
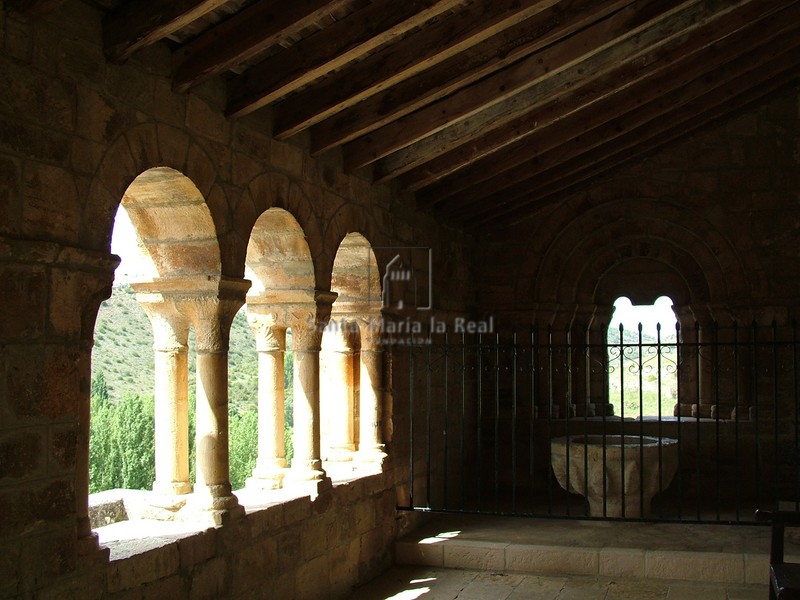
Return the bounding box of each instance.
[396,513,800,585]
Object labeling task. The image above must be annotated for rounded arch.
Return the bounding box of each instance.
[120,167,221,279]
[331,232,382,307]
[85,123,231,273]
[246,207,315,295]
[237,172,326,290]
[322,202,389,291]
[516,197,753,309]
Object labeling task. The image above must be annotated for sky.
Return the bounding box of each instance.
[110,208,154,283]
[609,296,677,335]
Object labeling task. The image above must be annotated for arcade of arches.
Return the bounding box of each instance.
[1,4,799,600]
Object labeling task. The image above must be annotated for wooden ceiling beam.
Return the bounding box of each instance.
[407,0,799,196]
[343,0,702,173]
[103,0,229,64]
[479,73,799,229]
[226,0,465,119]
[372,0,764,183]
[460,56,799,227]
[421,1,800,208]
[449,44,798,222]
[173,0,352,93]
[271,0,562,140]
[308,0,635,154]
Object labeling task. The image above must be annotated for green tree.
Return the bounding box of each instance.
[229,407,258,490]
[89,393,155,493]
[91,371,109,405]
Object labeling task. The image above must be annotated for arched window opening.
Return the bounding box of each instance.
[607,296,678,419]
[90,205,163,495]
[90,167,247,533]
[243,208,315,490]
[324,233,385,471]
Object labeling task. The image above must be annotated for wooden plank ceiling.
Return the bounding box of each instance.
[20,0,800,230]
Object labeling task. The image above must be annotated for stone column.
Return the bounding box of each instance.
[357,316,386,461]
[288,318,327,484]
[589,305,616,416]
[285,290,336,495]
[246,311,288,489]
[321,321,356,461]
[137,298,191,496]
[183,278,250,522]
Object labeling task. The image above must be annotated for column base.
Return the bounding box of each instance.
[286,474,332,499]
[324,446,356,462]
[356,446,387,464]
[246,468,286,490]
[179,484,244,526]
[152,480,192,496]
[286,461,331,499]
[76,529,109,567]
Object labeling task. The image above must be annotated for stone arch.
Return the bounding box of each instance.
[237,172,325,291]
[120,167,221,279]
[324,202,388,273]
[330,232,382,307]
[245,207,315,295]
[84,123,231,273]
[516,197,752,312]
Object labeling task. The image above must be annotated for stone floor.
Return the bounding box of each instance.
[346,514,784,599]
[346,566,765,599]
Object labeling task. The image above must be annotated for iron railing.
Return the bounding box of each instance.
[396,321,800,523]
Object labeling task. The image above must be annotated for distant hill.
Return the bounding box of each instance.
[92,285,261,412]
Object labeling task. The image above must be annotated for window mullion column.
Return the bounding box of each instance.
[182,278,249,523]
[246,310,288,489]
[136,293,192,496]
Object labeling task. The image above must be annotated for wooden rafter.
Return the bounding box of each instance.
[406,0,800,196]
[419,0,800,207]
[307,0,636,154]
[226,0,466,119]
[368,0,760,182]
[103,0,229,63]
[92,0,799,232]
[270,0,562,140]
[461,55,800,227]
[172,0,353,93]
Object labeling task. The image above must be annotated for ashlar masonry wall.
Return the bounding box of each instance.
[477,85,800,327]
[0,2,472,598]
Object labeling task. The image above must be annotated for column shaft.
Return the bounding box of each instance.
[292,345,324,477]
[153,347,190,495]
[194,350,236,506]
[358,347,385,457]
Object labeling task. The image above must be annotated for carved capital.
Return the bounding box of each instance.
[136,297,190,352]
[291,321,324,352]
[246,311,286,352]
[357,312,384,351]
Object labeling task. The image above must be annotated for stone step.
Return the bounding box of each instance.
[395,514,797,586]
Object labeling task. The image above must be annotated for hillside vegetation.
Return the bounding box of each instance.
[90,284,293,492]
[92,284,264,412]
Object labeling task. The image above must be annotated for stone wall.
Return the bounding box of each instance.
[0,2,469,598]
[477,84,800,327]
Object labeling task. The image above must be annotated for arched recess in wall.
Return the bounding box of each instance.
[91,166,223,501]
[322,232,384,464]
[517,198,752,324]
[243,207,316,488]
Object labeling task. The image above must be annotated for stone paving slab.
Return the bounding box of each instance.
[346,566,765,600]
[393,514,796,586]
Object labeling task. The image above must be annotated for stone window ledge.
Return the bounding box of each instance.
[90,460,385,559]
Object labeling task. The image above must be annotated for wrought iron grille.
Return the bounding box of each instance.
[396,321,800,523]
